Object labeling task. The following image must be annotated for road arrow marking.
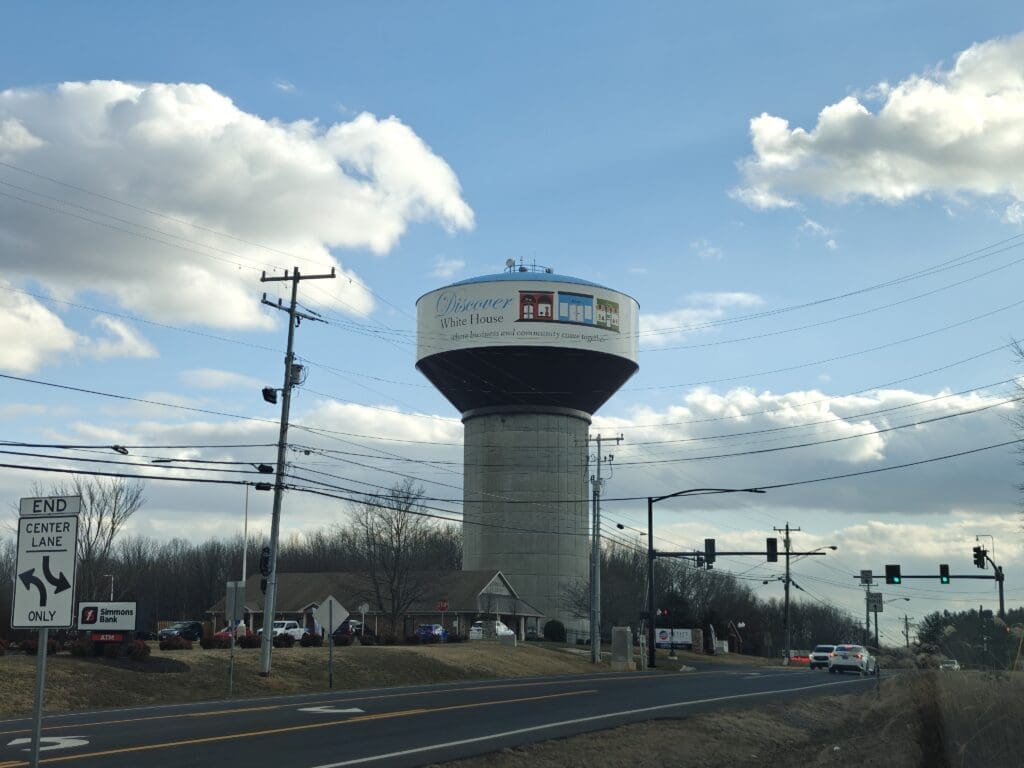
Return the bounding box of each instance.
[298,706,365,715]
[7,736,89,752]
[17,569,47,606]
[41,556,70,594]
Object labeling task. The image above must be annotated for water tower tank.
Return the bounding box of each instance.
[416,267,639,633]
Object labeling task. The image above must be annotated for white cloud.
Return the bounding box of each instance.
[733,32,1024,210]
[273,80,296,93]
[799,218,829,236]
[0,118,43,152]
[430,255,466,280]
[0,81,474,331]
[825,239,838,250]
[690,238,723,261]
[640,292,764,347]
[0,286,80,372]
[85,316,157,360]
[180,368,263,390]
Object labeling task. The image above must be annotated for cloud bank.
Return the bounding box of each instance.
[0,81,474,339]
[733,32,1024,216]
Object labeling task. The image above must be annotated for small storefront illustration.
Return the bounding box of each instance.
[557,292,594,325]
[595,298,620,332]
[519,291,554,321]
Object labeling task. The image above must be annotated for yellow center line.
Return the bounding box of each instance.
[0,671,680,738]
[6,688,596,767]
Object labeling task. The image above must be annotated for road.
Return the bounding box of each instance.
[0,664,877,767]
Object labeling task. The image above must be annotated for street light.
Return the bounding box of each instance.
[647,488,765,668]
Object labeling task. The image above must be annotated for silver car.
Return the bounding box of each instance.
[809,643,836,670]
[828,644,876,675]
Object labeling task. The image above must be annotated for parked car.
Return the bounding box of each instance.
[939,659,961,671]
[135,630,158,641]
[809,644,836,670]
[468,620,515,640]
[415,623,448,642]
[828,644,876,675]
[158,621,204,641]
[256,620,307,640]
[332,618,376,643]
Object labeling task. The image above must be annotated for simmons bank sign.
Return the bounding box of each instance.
[417,279,639,363]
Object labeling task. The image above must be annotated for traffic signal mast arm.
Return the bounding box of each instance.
[655,550,829,557]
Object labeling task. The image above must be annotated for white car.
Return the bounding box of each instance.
[809,644,836,670]
[828,644,876,675]
[257,620,307,640]
[939,659,961,671]
[468,620,515,640]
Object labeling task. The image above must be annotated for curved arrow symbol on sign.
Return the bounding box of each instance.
[8,736,89,752]
[18,569,47,607]
[42,556,70,593]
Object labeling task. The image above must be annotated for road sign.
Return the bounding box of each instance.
[315,595,348,634]
[859,570,873,585]
[19,496,81,517]
[437,599,449,612]
[358,602,369,615]
[12,509,79,629]
[225,581,246,625]
[867,592,883,612]
[77,602,137,631]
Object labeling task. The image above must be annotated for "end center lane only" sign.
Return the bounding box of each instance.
[12,500,79,629]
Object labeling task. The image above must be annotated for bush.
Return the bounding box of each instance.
[239,634,260,649]
[127,640,151,661]
[70,638,94,657]
[543,619,566,643]
[159,636,192,651]
[101,642,123,659]
[273,633,295,648]
[300,633,323,647]
[0,638,8,656]
[333,635,353,647]
[200,635,232,650]
[21,638,59,655]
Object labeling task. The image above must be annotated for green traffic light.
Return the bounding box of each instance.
[940,576,949,584]
[893,576,902,584]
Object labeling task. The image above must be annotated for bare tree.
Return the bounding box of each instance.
[30,476,146,600]
[353,479,431,637]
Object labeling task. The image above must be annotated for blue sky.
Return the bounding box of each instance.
[2,2,1024,641]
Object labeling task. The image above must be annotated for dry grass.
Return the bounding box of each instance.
[436,672,1024,768]
[0,642,600,717]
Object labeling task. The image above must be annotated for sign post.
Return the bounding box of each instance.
[358,602,369,638]
[314,596,348,690]
[15,496,80,768]
[437,599,448,633]
[225,580,245,697]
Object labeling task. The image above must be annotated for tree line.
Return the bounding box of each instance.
[2,475,861,653]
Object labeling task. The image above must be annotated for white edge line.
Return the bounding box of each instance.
[307,677,873,768]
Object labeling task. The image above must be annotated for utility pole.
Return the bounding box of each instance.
[258,266,335,676]
[774,523,799,664]
[588,433,621,664]
[903,614,912,649]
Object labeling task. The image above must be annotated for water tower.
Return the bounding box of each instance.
[416,262,639,633]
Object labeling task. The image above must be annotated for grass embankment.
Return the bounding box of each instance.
[0,642,600,717]
[437,671,1024,768]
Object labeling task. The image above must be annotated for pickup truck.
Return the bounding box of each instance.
[257,620,307,640]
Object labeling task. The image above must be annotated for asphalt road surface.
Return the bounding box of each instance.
[0,663,878,767]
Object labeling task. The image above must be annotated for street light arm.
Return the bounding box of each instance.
[650,487,765,504]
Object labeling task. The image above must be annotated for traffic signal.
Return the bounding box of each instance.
[657,608,670,617]
[939,564,950,584]
[973,546,987,569]
[259,546,271,577]
[885,564,902,585]
[766,538,778,562]
[704,538,716,567]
